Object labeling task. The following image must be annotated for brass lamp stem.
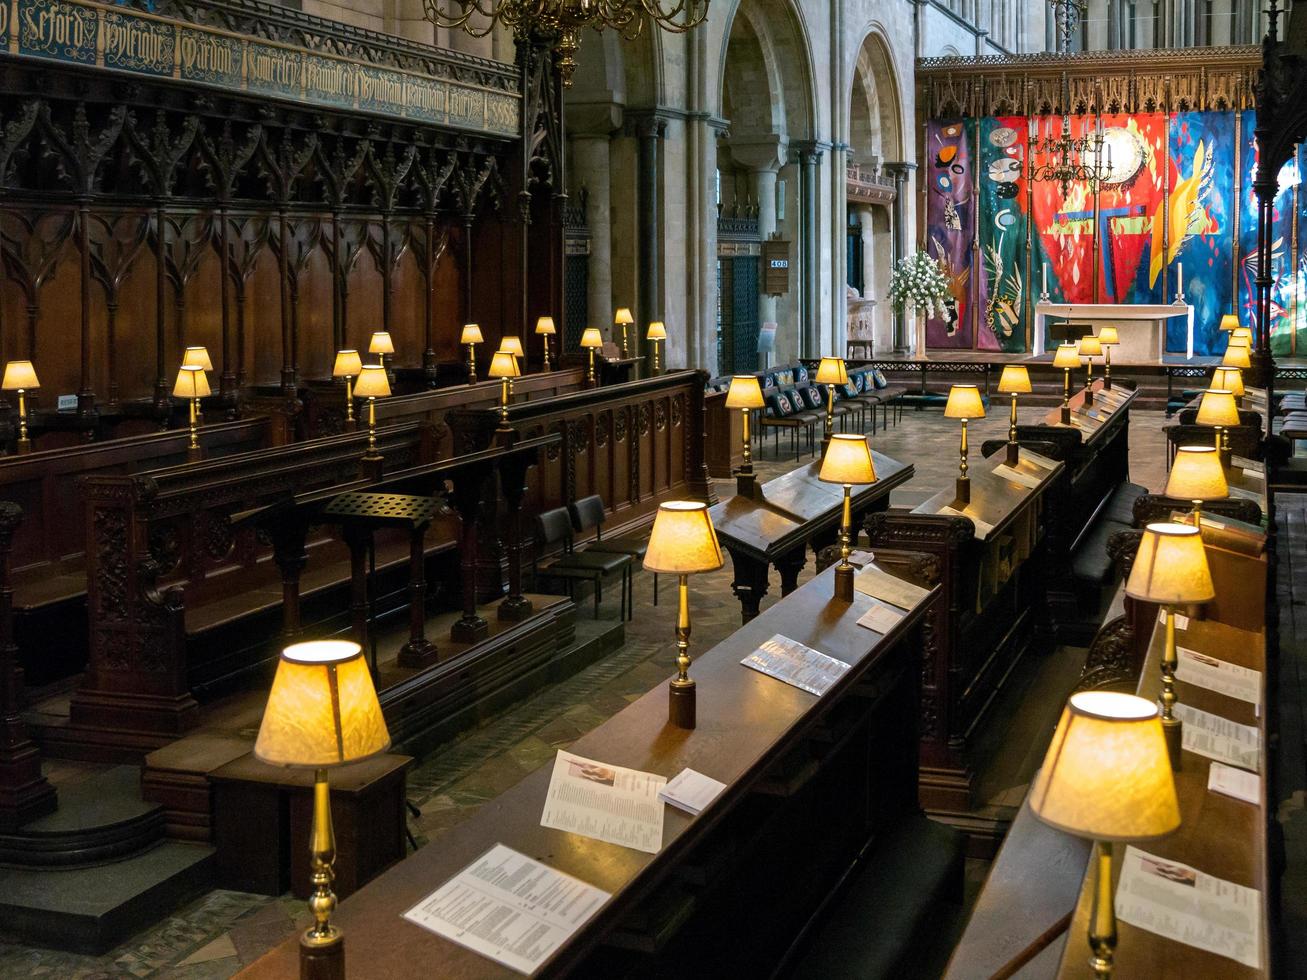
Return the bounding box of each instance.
[304,768,341,947]
[1160,606,1182,769]
[825,385,835,441]
[668,573,696,728]
[740,407,753,472]
[1061,368,1072,425]
[1088,840,1117,979]
[1084,359,1095,406]
[587,348,596,386]
[840,485,853,565]
[499,377,510,425]
[189,396,199,451]
[959,418,969,481]
[367,397,377,453]
[1192,499,1203,524]
[16,389,29,452]
[621,322,629,358]
[1008,392,1019,445]
[344,376,355,423]
[467,343,476,383]
[543,334,551,371]
[1216,425,1231,468]
[652,340,660,375]
[1104,346,1112,390]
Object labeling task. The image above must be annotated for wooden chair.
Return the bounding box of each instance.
[568,494,657,606]
[532,508,632,620]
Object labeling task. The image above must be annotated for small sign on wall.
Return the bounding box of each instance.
[763,240,791,296]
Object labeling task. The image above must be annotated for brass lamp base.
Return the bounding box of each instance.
[1061,404,1071,425]
[955,475,971,505]
[15,437,31,455]
[735,469,757,499]
[187,445,203,463]
[834,562,855,602]
[669,677,696,729]
[1085,386,1095,407]
[1005,440,1019,467]
[1162,715,1183,771]
[300,931,345,980]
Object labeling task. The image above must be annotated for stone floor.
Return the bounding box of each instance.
[0,403,1176,979]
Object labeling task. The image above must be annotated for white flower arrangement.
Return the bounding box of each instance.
[887,250,952,319]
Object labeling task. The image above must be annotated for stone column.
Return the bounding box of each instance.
[570,133,613,333]
[883,161,917,352]
[857,206,875,301]
[629,113,668,370]
[794,142,823,359]
[732,136,787,354]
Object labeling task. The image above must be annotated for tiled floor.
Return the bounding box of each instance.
[0,405,1176,979]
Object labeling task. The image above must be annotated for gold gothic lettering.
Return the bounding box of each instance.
[21,3,89,49]
[179,32,235,76]
[104,19,172,68]
[248,46,299,88]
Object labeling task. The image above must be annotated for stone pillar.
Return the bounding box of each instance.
[571,134,613,333]
[1106,0,1120,48]
[857,207,875,301]
[794,142,823,360]
[883,161,917,352]
[630,113,668,370]
[756,168,779,330]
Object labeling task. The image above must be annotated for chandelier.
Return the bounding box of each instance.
[1031,117,1108,196]
[424,0,711,88]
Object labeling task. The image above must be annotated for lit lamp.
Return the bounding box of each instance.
[499,335,525,396]
[819,434,877,602]
[647,321,667,374]
[997,365,1031,466]
[580,327,604,386]
[1097,326,1119,390]
[332,349,363,428]
[535,316,556,371]
[1078,334,1102,407]
[614,307,634,357]
[255,640,390,980]
[1219,313,1240,333]
[2,360,40,455]
[460,324,483,382]
[1052,342,1080,425]
[353,364,391,462]
[1030,691,1180,980]
[1125,522,1215,768]
[172,364,210,462]
[643,501,724,729]
[369,331,395,385]
[1165,445,1228,524]
[487,349,519,429]
[1229,327,1252,347]
[944,384,985,505]
[1210,366,1244,407]
[1221,340,1250,370]
[725,375,765,478]
[1196,388,1239,467]
[815,356,848,446]
[181,345,214,372]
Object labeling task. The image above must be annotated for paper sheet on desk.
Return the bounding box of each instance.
[1116,845,1262,970]
[741,634,851,697]
[1174,703,1261,772]
[854,565,930,610]
[540,751,666,854]
[857,599,905,635]
[992,463,1042,489]
[403,843,610,975]
[1021,450,1058,470]
[659,768,726,815]
[1209,762,1261,805]
[936,505,995,540]
[1176,647,1262,707]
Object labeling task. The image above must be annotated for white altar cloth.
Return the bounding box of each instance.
[1033,302,1196,359]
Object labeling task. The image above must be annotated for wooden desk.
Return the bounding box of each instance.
[709,451,913,622]
[1055,615,1270,979]
[240,562,937,979]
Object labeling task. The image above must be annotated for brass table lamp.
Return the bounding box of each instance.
[1229,326,1252,347]
[1052,342,1080,425]
[1219,313,1239,333]
[535,316,556,371]
[1124,522,1215,768]
[332,349,363,428]
[643,501,723,729]
[997,364,1031,466]
[580,327,604,386]
[1210,366,1244,407]
[460,323,483,382]
[819,434,877,602]
[1078,334,1102,407]
[1096,326,1119,390]
[1196,387,1239,467]
[614,307,634,357]
[182,345,214,372]
[369,330,395,385]
[725,375,765,480]
[1030,691,1180,980]
[354,364,391,463]
[499,335,525,397]
[2,360,40,455]
[1222,339,1250,370]
[815,356,848,447]
[944,384,985,505]
[487,349,520,429]
[1165,445,1228,523]
[172,364,210,462]
[647,321,667,374]
[255,639,390,980]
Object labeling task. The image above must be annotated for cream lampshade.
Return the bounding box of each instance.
[1222,343,1251,369]
[1126,521,1214,770]
[2,360,39,454]
[614,307,634,356]
[1220,314,1240,332]
[172,365,211,400]
[1229,327,1252,346]
[255,639,390,968]
[998,366,1030,465]
[499,335,525,359]
[580,327,604,349]
[487,349,520,426]
[460,324,483,346]
[644,501,724,730]
[354,364,391,460]
[945,385,984,504]
[535,316,556,335]
[815,357,848,443]
[1210,367,1244,398]
[332,349,363,379]
[181,345,214,372]
[820,434,877,599]
[1197,387,1240,464]
[1031,691,1180,980]
[1096,326,1120,346]
[368,331,395,355]
[726,375,765,476]
[1051,343,1080,370]
[1165,445,1228,521]
[1096,327,1120,390]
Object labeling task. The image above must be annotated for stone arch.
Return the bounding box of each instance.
[847,26,904,164]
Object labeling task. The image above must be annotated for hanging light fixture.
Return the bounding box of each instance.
[1032,1,1107,197]
[424,0,710,88]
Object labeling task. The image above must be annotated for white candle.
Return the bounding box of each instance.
[1043,265,1048,295]
[1178,262,1183,296]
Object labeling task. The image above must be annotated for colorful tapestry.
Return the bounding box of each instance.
[1236,108,1298,356]
[924,119,974,348]
[976,116,1028,352]
[1099,112,1166,307]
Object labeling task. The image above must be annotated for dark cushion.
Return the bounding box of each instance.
[762,374,777,390]
[794,364,810,385]
[801,386,825,411]
[841,382,859,399]
[775,369,794,387]
[767,391,796,417]
[872,369,889,389]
